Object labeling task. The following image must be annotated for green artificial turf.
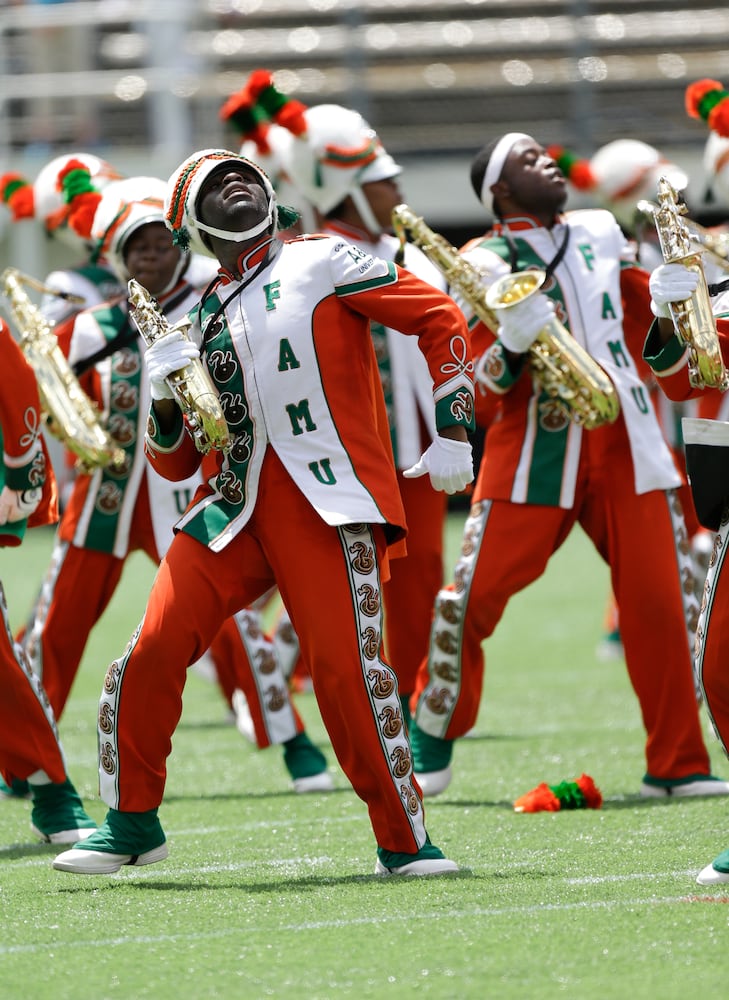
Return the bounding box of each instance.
[1,515,728,999]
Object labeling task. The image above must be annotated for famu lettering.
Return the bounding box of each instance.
[264,280,281,311]
[578,243,596,271]
[601,292,617,320]
[308,458,337,485]
[278,338,301,371]
[173,488,194,516]
[607,339,630,368]
[285,399,317,436]
[630,385,650,414]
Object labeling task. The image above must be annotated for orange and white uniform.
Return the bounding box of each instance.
[0,321,65,787]
[412,209,711,785]
[99,233,474,854]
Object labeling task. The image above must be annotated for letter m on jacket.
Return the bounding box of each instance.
[286,399,317,436]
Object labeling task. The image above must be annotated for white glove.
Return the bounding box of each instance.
[0,486,42,525]
[497,292,556,354]
[403,436,474,494]
[144,330,201,401]
[649,262,699,319]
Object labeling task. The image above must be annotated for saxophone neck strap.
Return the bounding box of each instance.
[505,223,570,281]
[73,316,135,377]
[708,277,729,297]
[72,284,194,377]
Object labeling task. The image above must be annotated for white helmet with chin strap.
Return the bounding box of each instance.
[164,149,286,258]
[90,177,170,281]
[277,103,402,236]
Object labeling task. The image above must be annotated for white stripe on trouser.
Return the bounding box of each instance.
[337,523,426,844]
[694,515,729,750]
[230,607,297,744]
[20,537,70,684]
[98,617,144,808]
[666,488,703,702]
[414,501,489,739]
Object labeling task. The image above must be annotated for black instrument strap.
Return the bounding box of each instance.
[506,223,571,280]
[72,285,194,376]
[197,246,277,340]
[73,318,136,376]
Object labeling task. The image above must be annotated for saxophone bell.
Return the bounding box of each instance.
[392,203,620,430]
[485,270,621,429]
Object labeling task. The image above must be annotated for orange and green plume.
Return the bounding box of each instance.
[685,79,729,137]
[0,172,35,221]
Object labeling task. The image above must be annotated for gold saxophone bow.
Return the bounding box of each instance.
[391,204,620,430]
[127,279,231,455]
[1,267,125,472]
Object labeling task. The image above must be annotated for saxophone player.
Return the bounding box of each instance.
[644,258,729,885]
[52,147,473,876]
[409,132,727,805]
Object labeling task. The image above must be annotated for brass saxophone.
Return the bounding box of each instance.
[636,198,729,271]
[0,267,126,472]
[650,176,729,390]
[127,279,231,455]
[392,204,620,430]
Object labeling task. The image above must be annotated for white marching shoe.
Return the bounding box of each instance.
[414,765,453,797]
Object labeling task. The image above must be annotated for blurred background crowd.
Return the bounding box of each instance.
[1,0,728,271]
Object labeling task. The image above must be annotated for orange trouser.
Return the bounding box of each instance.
[20,484,301,748]
[414,452,711,782]
[385,472,446,697]
[98,450,429,854]
[18,482,162,719]
[0,583,66,785]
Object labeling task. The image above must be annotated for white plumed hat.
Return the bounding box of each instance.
[589,139,688,229]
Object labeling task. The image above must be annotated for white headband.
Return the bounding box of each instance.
[479,132,530,215]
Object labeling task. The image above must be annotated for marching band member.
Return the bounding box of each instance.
[408,132,727,802]
[644,245,729,885]
[52,146,473,876]
[221,72,452,723]
[0,319,97,843]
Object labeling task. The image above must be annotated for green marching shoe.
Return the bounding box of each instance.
[410,721,454,797]
[375,838,459,877]
[0,775,31,800]
[52,807,168,874]
[283,731,334,794]
[30,778,97,844]
[696,849,729,886]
